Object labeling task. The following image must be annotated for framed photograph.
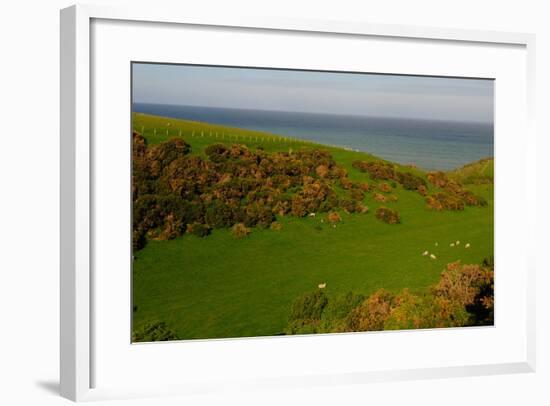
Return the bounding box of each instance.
[60,4,536,402]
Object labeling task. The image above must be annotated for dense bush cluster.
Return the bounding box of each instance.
[285,257,494,334]
[425,192,465,211]
[396,171,427,191]
[352,160,396,180]
[352,160,427,194]
[425,171,487,211]
[133,133,367,250]
[375,207,401,224]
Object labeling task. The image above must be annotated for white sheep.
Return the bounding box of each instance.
[422,251,429,256]
[309,213,316,217]
[318,283,326,289]
[430,254,437,259]
[450,243,455,247]
[456,240,460,245]
[435,242,438,246]
[465,243,470,248]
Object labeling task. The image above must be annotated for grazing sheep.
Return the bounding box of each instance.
[430,254,437,259]
[450,243,455,247]
[318,283,326,289]
[422,251,429,256]
[435,242,438,246]
[456,240,460,245]
[465,243,470,248]
[309,213,316,217]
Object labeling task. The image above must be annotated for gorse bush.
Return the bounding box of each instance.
[426,192,465,211]
[396,171,427,191]
[375,207,401,224]
[345,289,394,331]
[352,160,395,180]
[186,222,211,237]
[285,258,494,334]
[132,133,489,250]
[132,133,361,250]
[426,171,487,211]
[286,290,329,334]
[231,223,251,239]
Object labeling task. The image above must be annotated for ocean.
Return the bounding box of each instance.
[133,103,494,171]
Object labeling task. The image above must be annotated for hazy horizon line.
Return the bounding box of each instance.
[132,101,494,126]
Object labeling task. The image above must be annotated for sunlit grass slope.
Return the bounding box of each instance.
[132,113,494,339]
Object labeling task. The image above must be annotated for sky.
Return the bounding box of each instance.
[132,63,494,123]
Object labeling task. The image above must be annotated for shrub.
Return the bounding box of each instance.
[375,207,400,224]
[373,193,386,202]
[339,177,353,190]
[244,201,275,228]
[132,229,146,251]
[379,182,392,193]
[352,160,395,180]
[417,185,428,196]
[350,188,365,201]
[396,171,427,190]
[426,192,464,211]
[460,191,488,207]
[186,222,211,237]
[327,211,341,224]
[427,171,448,188]
[132,321,179,342]
[384,290,470,330]
[315,164,329,178]
[358,182,370,192]
[346,289,394,331]
[205,200,234,228]
[204,143,229,163]
[286,290,329,334]
[270,221,282,231]
[231,222,251,238]
[340,199,358,214]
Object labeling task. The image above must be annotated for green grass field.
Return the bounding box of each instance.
[132,113,494,340]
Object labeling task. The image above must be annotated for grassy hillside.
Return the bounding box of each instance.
[447,157,494,184]
[131,113,494,340]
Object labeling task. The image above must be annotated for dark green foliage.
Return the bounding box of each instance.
[286,290,328,334]
[205,143,230,163]
[285,258,494,334]
[186,222,211,237]
[396,171,427,190]
[286,290,366,334]
[205,200,235,228]
[231,222,251,238]
[375,207,401,224]
[132,321,179,342]
[426,192,465,211]
[350,187,365,201]
[133,136,357,250]
[352,160,395,180]
[340,199,359,213]
[426,171,487,210]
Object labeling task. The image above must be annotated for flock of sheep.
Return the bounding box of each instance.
[422,241,471,260]
[317,240,473,289]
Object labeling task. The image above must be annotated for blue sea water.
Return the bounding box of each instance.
[133,103,494,171]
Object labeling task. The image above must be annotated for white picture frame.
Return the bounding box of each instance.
[60,4,536,402]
